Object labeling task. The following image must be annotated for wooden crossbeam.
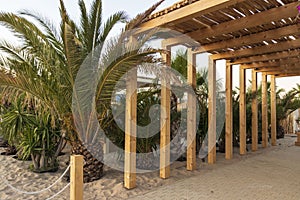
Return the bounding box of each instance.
[188,2,299,41]
[231,50,300,65]
[138,0,247,31]
[275,73,300,77]
[255,64,300,73]
[212,39,300,60]
[243,57,300,69]
[162,35,200,48]
[196,24,300,53]
[266,69,300,75]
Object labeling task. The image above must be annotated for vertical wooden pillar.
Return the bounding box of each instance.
[262,73,268,148]
[208,56,216,164]
[225,61,233,160]
[187,48,197,170]
[124,69,137,189]
[160,45,171,179]
[239,66,246,155]
[70,155,83,200]
[271,75,277,146]
[251,70,258,151]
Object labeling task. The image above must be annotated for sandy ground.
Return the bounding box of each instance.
[0,135,299,200]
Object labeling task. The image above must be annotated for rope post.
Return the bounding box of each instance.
[70,155,83,200]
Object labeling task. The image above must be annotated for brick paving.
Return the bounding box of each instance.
[129,136,300,200]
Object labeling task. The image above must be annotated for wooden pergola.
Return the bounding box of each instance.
[124,0,300,189]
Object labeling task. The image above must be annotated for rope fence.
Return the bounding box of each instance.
[0,155,84,200]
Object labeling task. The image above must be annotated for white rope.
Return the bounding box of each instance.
[1,165,70,195]
[46,182,70,200]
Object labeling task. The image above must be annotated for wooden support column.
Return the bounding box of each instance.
[70,155,83,200]
[160,45,171,179]
[124,69,137,189]
[251,70,258,151]
[262,73,268,148]
[239,66,247,155]
[187,48,197,170]
[208,56,216,164]
[225,61,233,160]
[271,75,277,146]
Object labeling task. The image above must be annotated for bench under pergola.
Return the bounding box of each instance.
[123,0,300,189]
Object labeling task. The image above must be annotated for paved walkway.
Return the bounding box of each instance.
[129,136,300,200]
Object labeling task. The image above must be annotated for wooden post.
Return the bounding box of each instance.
[208,56,216,164]
[124,69,137,189]
[262,73,268,148]
[271,75,277,146]
[239,66,246,155]
[225,61,233,160]
[70,155,83,200]
[251,70,258,151]
[187,48,197,170]
[160,45,171,179]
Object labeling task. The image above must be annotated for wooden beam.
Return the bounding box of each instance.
[124,69,137,189]
[162,35,200,48]
[138,0,246,31]
[251,70,258,152]
[261,73,268,148]
[160,45,171,179]
[188,2,299,41]
[208,56,216,164]
[196,24,300,53]
[275,73,300,78]
[212,39,300,60]
[70,155,83,200]
[231,50,300,65]
[187,48,197,171]
[225,61,233,159]
[245,58,300,70]
[242,62,279,69]
[239,66,247,155]
[271,75,277,146]
[258,68,300,74]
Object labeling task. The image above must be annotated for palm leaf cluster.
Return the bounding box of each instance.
[0,0,165,180]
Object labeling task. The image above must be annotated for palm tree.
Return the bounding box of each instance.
[0,0,164,182]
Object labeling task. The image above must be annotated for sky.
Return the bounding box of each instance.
[0,0,299,92]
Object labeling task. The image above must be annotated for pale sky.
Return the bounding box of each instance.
[0,0,299,92]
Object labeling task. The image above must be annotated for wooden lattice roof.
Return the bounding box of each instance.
[138,0,300,77]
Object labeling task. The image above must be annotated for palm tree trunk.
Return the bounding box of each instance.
[71,140,104,183]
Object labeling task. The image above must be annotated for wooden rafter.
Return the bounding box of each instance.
[139,0,248,31]
[188,2,299,41]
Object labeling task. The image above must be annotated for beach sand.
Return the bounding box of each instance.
[0,135,299,200]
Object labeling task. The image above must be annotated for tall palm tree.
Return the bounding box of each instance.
[0,0,164,182]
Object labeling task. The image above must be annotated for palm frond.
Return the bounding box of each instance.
[98,11,128,44]
[126,0,164,30]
